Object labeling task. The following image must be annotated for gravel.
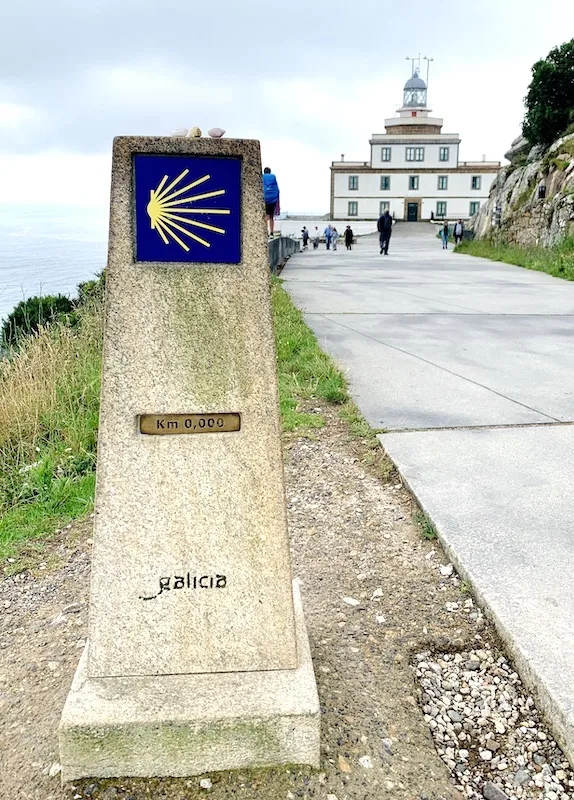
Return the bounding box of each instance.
[415,645,574,799]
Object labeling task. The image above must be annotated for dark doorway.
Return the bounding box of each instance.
[407,203,419,222]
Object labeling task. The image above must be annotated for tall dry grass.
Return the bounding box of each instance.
[0,298,103,557]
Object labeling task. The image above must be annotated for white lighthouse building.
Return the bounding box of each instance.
[330,70,501,221]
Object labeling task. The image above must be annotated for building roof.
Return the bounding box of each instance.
[404,72,427,90]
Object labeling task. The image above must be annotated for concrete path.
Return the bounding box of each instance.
[283,223,574,762]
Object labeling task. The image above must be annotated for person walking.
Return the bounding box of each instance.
[324,224,333,250]
[377,210,393,255]
[441,221,449,249]
[313,226,320,249]
[262,167,280,237]
[331,227,339,251]
[344,225,354,250]
[301,226,309,250]
[453,219,464,245]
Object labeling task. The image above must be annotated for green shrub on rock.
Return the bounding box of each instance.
[1,294,76,347]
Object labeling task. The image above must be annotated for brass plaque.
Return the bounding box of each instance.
[140,413,241,436]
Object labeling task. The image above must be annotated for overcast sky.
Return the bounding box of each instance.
[1,0,573,214]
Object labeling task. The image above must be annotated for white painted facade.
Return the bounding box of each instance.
[332,169,493,221]
[331,72,501,222]
[370,135,460,169]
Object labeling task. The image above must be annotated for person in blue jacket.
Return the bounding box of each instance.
[262,167,280,237]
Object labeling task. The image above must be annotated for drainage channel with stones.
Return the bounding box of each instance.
[414,564,574,800]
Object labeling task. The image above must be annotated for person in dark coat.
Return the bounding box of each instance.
[377,210,393,255]
[453,219,464,245]
[344,225,354,250]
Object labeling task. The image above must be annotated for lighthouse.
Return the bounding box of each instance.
[330,67,501,222]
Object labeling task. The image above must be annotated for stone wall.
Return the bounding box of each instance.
[472,134,574,248]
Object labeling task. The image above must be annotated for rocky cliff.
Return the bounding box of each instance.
[472,133,574,247]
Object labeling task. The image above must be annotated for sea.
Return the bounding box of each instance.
[0,205,109,324]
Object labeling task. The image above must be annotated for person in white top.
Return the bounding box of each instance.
[313,226,320,250]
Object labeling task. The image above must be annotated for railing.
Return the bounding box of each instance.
[458,161,501,168]
[283,213,330,220]
[268,237,300,274]
[331,161,369,168]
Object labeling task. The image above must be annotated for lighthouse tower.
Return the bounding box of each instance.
[383,70,444,136]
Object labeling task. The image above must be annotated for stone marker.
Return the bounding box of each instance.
[59,136,320,780]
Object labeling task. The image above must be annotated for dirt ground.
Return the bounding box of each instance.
[0,403,488,800]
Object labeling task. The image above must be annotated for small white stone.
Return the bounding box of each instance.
[207,127,226,138]
[479,750,492,761]
[376,615,386,624]
[199,778,213,789]
[171,128,189,137]
[359,755,373,768]
[440,564,454,577]
[342,597,360,606]
[48,762,61,778]
[371,587,383,599]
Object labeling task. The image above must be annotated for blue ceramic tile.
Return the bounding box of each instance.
[134,155,241,264]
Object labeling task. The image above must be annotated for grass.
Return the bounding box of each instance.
[414,511,438,541]
[455,236,574,281]
[512,181,535,210]
[339,399,376,441]
[271,276,347,430]
[556,137,574,157]
[0,299,103,559]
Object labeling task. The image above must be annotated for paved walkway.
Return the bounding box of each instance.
[283,223,574,762]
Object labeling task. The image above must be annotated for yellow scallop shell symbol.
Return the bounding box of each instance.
[146,169,230,252]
